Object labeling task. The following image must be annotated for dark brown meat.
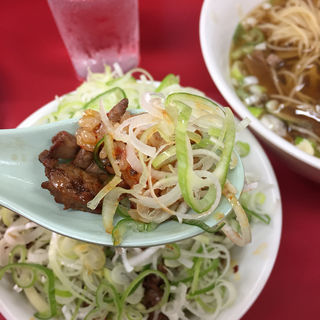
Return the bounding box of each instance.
[157,263,168,274]
[39,150,58,169]
[100,158,115,176]
[142,274,165,309]
[41,163,102,213]
[73,143,114,177]
[120,111,132,123]
[107,98,128,122]
[143,273,169,320]
[39,131,107,214]
[73,149,93,169]
[85,162,110,183]
[121,168,140,188]
[49,131,79,159]
[39,98,138,215]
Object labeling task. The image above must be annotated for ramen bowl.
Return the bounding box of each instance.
[200,0,320,183]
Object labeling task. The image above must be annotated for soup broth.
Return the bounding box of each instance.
[230,0,320,158]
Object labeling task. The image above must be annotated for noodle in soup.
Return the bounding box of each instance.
[230,0,320,158]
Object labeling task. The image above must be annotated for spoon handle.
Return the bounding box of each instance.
[0,119,78,165]
[0,119,79,212]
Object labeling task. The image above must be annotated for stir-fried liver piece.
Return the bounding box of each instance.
[142,273,169,320]
[39,131,105,214]
[41,163,103,213]
[73,148,93,169]
[39,100,138,214]
[49,131,80,159]
[107,98,129,122]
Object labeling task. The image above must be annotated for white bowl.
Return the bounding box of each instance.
[200,0,320,183]
[0,91,282,320]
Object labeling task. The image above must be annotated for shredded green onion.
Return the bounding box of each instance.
[84,87,127,110]
[162,243,181,260]
[0,67,274,320]
[176,217,225,233]
[155,73,179,92]
[248,106,264,118]
[243,206,271,225]
[119,269,170,318]
[0,263,57,319]
[235,141,250,157]
[93,138,108,172]
[112,218,158,246]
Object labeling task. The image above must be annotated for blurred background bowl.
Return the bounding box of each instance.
[199,0,320,183]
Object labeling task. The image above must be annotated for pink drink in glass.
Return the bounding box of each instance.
[47,0,140,79]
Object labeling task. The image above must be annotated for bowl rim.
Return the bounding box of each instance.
[199,0,320,171]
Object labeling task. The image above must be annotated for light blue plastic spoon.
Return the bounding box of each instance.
[0,119,244,247]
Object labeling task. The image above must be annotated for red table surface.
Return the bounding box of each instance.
[1,1,319,319]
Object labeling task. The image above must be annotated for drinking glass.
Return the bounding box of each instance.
[47,0,140,79]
